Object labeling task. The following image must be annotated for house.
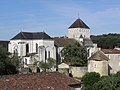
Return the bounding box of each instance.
[102,49,120,74]
[88,50,109,76]
[0,72,81,90]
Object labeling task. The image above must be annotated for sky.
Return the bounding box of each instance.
[0,0,120,40]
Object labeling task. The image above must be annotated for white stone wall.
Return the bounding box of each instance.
[68,28,90,40]
[105,54,120,74]
[88,60,108,76]
[8,39,56,65]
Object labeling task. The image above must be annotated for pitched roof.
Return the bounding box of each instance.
[69,18,90,29]
[54,38,77,47]
[83,38,93,47]
[0,72,80,90]
[89,50,109,61]
[11,32,52,40]
[102,49,120,54]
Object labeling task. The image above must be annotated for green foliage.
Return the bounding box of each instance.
[93,76,120,90]
[35,58,55,72]
[91,33,120,49]
[61,42,87,66]
[81,72,100,90]
[81,71,120,90]
[0,47,20,75]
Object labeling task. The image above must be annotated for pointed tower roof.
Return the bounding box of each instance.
[88,50,109,61]
[69,18,90,29]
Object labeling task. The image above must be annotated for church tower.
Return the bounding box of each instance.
[68,18,90,41]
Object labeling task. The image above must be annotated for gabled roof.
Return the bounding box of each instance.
[0,72,80,90]
[69,18,90,29]
[11,32,52,40]
[54,38,77,47]
[89,50,109,61]
[102,49,120,54]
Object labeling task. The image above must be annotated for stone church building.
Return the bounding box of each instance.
[8,18,99,72]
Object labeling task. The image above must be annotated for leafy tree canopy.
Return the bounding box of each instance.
[61,42,87,66]
[0,47,20,75]
[34,58,55,72]
[81,71,120,90]
[91,33,120,49]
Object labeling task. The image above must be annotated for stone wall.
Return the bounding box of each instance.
[70,66,88,78]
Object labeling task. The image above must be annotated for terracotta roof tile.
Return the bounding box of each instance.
[0,72,80,90]
[102,49,120,54]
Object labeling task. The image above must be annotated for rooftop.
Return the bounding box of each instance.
[11,32,52,40]
[0,72,80,90]
[89,50,109,61]
[69,18,90,29]
[102,49,120,54]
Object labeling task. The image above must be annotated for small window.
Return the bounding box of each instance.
[25,58,27,65]
[36,43,38,53]
[26,44,29,54]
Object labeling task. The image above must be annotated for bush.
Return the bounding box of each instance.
[81,72,100,90]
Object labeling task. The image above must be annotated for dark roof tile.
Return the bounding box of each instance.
[69,18,90,29]
[11,32,52,40]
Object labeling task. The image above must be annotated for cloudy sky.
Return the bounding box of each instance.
[0,0,120,40]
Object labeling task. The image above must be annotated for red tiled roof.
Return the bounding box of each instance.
[102,49,120,54]
[0,72,80,90]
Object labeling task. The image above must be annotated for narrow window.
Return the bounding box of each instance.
[26,44,29,54]
[48,51,50,58]
[25,58,27,65]
[45,50,47,60]
[36,43,38,53]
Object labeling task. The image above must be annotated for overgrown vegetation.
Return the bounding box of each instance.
[91,33,120,49]
[0,47,20,75]
[34,58,55,72]
[81,72,120,90]
[61,42,87,66]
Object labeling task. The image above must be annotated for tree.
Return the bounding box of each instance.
[61,42,87,66]
[93,76,120,90]
[0,47,20,75]
[34,58,55,72]
[81,72,100,90]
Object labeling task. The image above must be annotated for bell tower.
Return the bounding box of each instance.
[68,18,90,41]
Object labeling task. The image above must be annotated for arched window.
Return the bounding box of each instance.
[36,43,38,53]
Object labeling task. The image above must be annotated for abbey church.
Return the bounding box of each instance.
[8,18,120,76]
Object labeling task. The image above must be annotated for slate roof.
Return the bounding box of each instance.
[11,32,52,40]
[83,38,94,47]
[69,18,90,29]
[102,49,120,54]
[88,50,109,61]
[0,72,80,90]
[54,38,77,47]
